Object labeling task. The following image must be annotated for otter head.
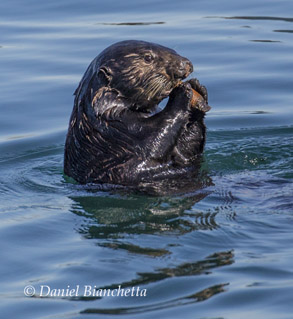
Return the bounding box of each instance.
[97,40,193,112]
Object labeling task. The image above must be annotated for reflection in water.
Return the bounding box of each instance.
[99,242,170,257]
[81,284,228,315]
[99,251,233,289]
[80,251,233,315]
[70,189,216,240]
[69,193,233,315]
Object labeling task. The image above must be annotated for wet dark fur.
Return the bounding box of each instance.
[64,40,210,193]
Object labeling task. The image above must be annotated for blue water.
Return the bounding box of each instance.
[1,0,293,318]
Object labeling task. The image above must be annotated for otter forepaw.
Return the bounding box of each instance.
[182,82,193,100]
[171,82,193,107]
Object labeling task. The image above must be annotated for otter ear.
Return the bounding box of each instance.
[98,66,113,85]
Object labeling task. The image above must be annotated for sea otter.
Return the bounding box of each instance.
[64,40,210,193]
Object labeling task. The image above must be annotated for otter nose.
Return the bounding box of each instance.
[174,58,193,79]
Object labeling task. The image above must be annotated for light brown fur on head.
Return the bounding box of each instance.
[96,40,193,111]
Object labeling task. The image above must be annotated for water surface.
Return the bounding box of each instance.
[0,0,293,318]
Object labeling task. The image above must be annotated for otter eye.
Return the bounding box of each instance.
[144,53,153,63]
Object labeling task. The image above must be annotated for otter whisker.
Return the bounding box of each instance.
[142,75,173,100]
[144,79,163,98]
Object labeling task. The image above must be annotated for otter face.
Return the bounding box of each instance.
[98,40,193,111]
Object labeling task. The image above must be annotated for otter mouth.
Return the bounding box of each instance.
[157,75,189,100]
[160,61,193,100]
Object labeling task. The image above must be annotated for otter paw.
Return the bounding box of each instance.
[172,82,193,104]
[180,82,196,110]
[182,82,193,100]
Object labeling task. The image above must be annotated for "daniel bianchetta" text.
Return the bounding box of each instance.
[39,285,147,297]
